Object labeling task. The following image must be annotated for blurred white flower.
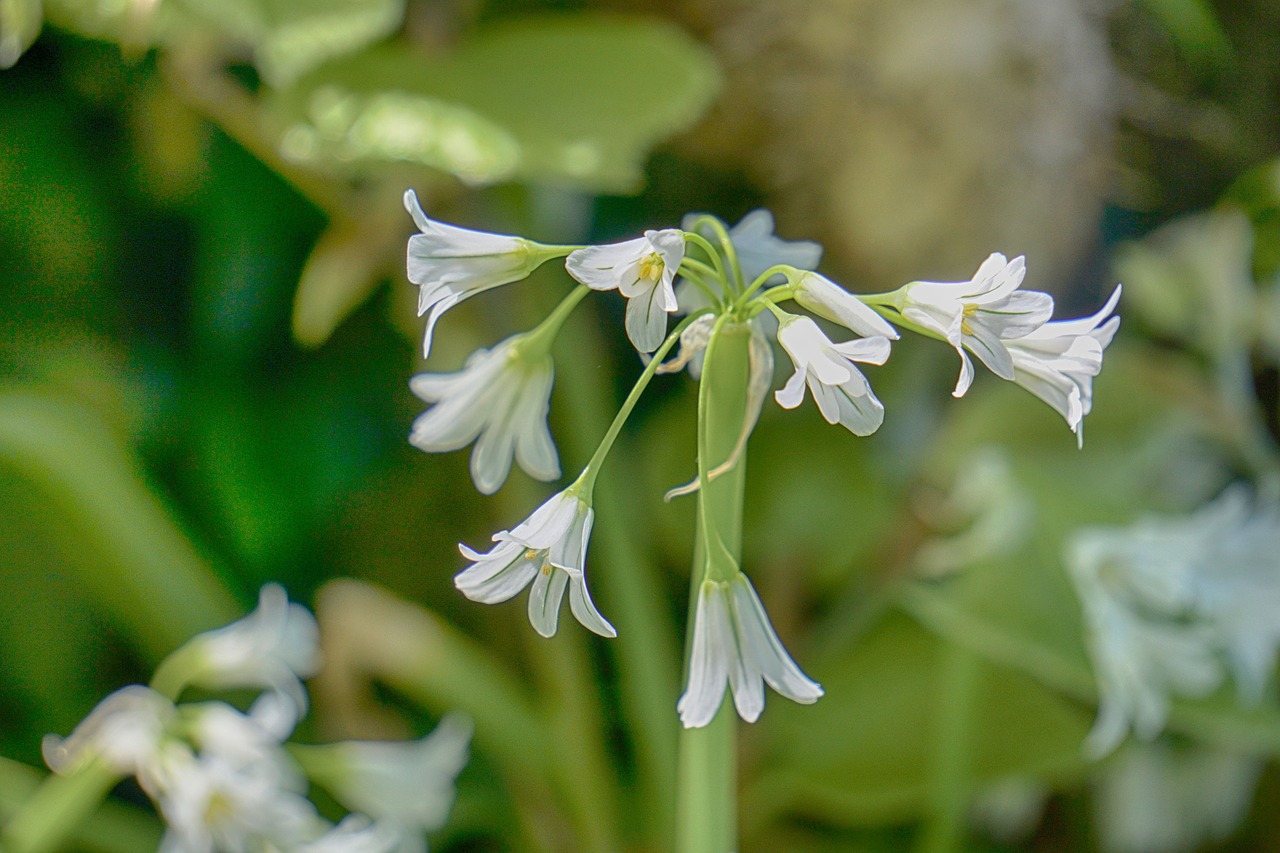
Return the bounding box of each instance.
[681,209,823,296]
[678,573,823,728]
[303,715,472,853]
[409,335,558,495]
[1067,489,1280,756]
[404,189,561,359]
[1007,285,1121,446]
[164,584,320,723]
[1094,741,1261,853]
[295,816,404,853]
[457,490,615,638]
[901,253,1053,397]
[566,229,685,352]
[43,685,173,777]
[775,315,891,436]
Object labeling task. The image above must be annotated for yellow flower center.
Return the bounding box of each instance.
[638,252,665,282]
[960,303,978,337]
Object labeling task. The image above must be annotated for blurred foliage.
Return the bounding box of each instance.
[3,0,1280,852]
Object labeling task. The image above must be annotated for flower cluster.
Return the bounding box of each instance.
[1066,489,1280,757]
[45,585,471,853]
[403,193,1120,728]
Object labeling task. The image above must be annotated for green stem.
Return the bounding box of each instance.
[577,312,710,499]
[520,285,591,358]
[0,759,160,853]
[915,642,981,853]
[2,759,119,853]
[552,318,681,847]
[737,265,798,304]
[675,321,754,853]
[688,216,745,296]
[683,232,728,282]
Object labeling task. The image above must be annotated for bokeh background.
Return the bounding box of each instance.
[4,0,1280,850]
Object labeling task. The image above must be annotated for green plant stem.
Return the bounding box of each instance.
[553,318,681,845]
[915,642,981,853]
[0,759,161,853]
[2,759,119,853]
[675,320,753,853]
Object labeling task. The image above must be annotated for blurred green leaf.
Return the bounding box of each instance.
[178,0,406,87]
[1135,0,1233,72]
[268,15,722,191]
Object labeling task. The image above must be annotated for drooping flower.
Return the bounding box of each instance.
[409,335,558,495]
[456,490,615,638]
[43,685,174,777]
[405,189,564,359]
[300,715,472,853]
[1006,285,1121,446]
[791,271,900,341]
[678,573,823,728]
[1066,489,1280,757]
[566,229,685,352]
[901,253,1054,397]
[775,314,892,436]
[157,584,321,723]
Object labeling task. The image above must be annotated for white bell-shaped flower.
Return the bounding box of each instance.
[405,189,561,359]
[791,271,899,341]
[409,335,558,495]
[566,229,685,352]
[775,315,892,436]
[456,490,615,638]
[161,584,320,722]
[1007,285,1121,446]
[901,253,1053,397]
[678,573,823,728]
[43,685,174,777]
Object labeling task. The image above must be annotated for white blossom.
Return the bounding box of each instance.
[409,335,558,495]
[456,490,615,638]
[166,584,320,723]
[307,715,472,853]
[792,271,899,340]
[1067,489,1280,757]
[404,189,560,359]
[1007,285,1121,446]
[43,685,174,777]
[678,573,823,728]
[566,229,685,352]
[775,315,891,436]
[294,816,404,853]
[901,253,1053,397]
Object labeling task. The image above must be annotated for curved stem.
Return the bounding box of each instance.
[576,312,711,500]
[687,216,745,297]
[683,232,727,281]
[521,285,592,358]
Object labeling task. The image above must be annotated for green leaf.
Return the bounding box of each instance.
[268,15,722,191]
[175,0,406,87]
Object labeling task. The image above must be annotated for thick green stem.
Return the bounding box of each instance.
[676,321,753,853]
[916,642,982,853]
[2,759,119,853]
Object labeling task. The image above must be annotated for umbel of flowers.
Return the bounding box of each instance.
[25,585,471,853]
[403,189,1121,736]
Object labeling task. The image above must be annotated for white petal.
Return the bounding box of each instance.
[678,581,732,728]
[731,575,823,704]
[527,568,570,638]
[794,273,899,340]
[624,281,670,353]
[565,237,651,292]
[568,571,617,638]
[775,367,808,410]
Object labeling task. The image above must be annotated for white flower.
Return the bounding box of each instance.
[677,573,823,728]
[1007,285,1121,446]
[456,490,615,638]
[163,584,320,722]
[680,209,823,295]
[901,253,1054,397]
[775,315,892,436]
[566,229,685,352]
[1066,489,1280,757]
[791,271,899,340]
[409,335,558,495]
[43,685,174,776]
[304,715,472,853]
[295,816,404,853]
[404,189,560,359]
